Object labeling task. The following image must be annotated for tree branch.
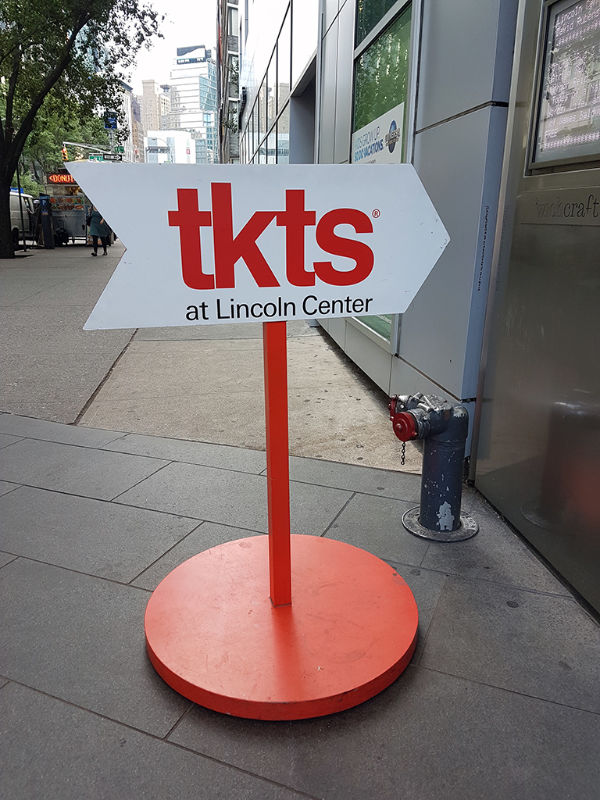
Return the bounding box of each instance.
[8,7,93,176]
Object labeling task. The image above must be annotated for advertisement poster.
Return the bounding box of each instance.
[351,103,405,165]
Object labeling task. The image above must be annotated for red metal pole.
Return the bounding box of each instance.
[263,320,292,606]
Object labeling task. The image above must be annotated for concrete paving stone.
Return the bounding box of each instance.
[422,489,569,594]
[0,272,74,305]
[131,522,262,590]
[0,352,129,423]
[81,386,413,471]
[0,433,22,449]
[0,552,17,569]
[96,339,264,401]
[79,389,268,448]
[0,486,199,582]
[0,683,301,800]
[0,481,19,497]
[134,319,318,340]
[103,432,267,474]
[23,278,126,308]
[386,562,448,663]
[0,306,132,355]
[169,664,600,800]
[420,576,600,713]
[0,438,168,500]
[288,455,421,500]
[325,492,429,566]
[115,462,352,535]
[0,559,190,736]
[1,398,95,424]
[0,414,123,447]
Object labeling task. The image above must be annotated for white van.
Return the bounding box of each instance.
[10,190,36,244]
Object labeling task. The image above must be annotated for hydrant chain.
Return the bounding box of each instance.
[389,393,478,542]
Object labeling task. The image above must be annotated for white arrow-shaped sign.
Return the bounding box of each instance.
[67,163,448,330]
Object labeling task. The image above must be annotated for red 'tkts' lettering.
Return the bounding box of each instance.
[168,183,375,290]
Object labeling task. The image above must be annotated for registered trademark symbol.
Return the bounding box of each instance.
[372,209,381,218]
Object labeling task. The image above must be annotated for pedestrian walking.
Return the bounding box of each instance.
[87,206,111,256]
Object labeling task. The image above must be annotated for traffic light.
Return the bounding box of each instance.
[61,146,68,161]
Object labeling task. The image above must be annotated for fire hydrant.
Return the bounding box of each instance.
[389,393,478,542]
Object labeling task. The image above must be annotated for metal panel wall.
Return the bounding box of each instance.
[407,106,508,398]
[313,0,519,455]
[476,0,600,611]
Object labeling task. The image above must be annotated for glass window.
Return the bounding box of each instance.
[353,6,411,134]
[258,77,267,144]
[277,103,290,163]
[533,0,600,165]
[267,51,277,130]
[258,139,267,163]
[356,0,398,45]
[278,10,291,109]
[267,130,277,163]
[251,102,258,155]
[352,6,412,340]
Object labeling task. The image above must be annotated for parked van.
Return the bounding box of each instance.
[10,189,36,244]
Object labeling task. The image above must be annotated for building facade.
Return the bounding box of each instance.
[233,0,600,612]
[143,129,196,164]
[217,0,241,163]
[169,45,219,164]
[141,80,172,135]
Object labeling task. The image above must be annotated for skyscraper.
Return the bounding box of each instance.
[169,45,218,164]
[141,80,171,135]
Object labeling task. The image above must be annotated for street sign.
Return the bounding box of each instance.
[115,145,125,153]
[102,153,122,162]
[88,154,103,162]
[66,161,439,720]
[103,111,118,129]
[66,163,449,331]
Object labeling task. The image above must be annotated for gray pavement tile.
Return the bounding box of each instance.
[0,481,19,497]
[131,522,262,590]
[0,559,190,736]
[0,414,123,447]
[386,563,448,663]
[169,665,600,800]
[104,432,267,474]
[0,438,168,500]
[116,462,352,535]
[289,454,421,500]
[325,492,429,565]
[0,487,199,582]
[0,683,300,800]
[422,491,568,594]
[0,552,17,569]
[0,433,22,449]
[420,577,600,713]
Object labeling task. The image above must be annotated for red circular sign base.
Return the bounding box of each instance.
[145,535,418,720]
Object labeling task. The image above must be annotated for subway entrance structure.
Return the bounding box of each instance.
[68,162,448,720]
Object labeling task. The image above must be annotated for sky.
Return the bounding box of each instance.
[126,0,217,93]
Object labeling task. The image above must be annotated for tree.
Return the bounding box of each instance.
[18,100,110,187]
[0,0,161,258]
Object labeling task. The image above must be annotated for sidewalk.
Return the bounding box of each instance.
[0,242,421,471]
[1,413,599,799]
[1,245,599,797]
